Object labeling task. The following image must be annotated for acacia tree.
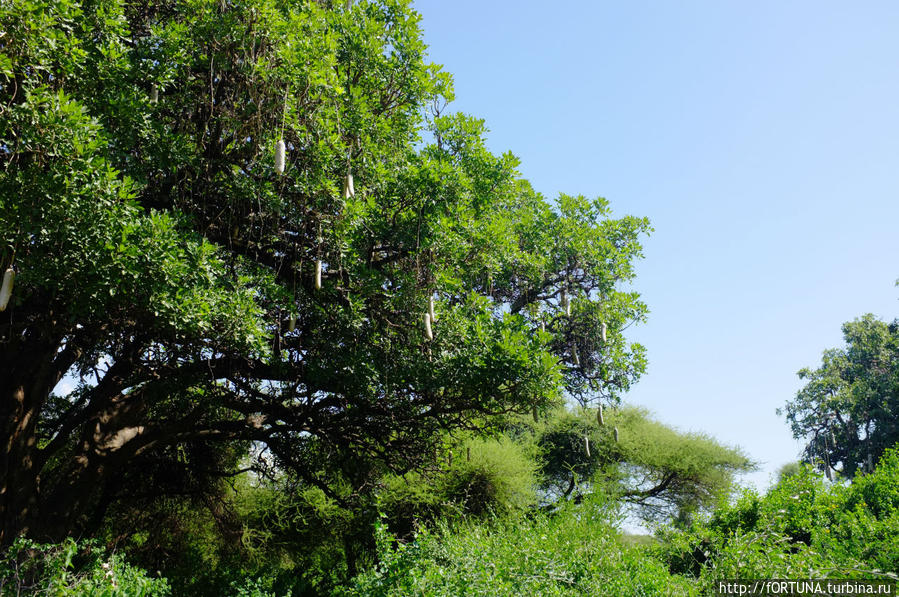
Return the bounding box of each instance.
[781,314,899,478]
[0,0,650,545]
[530,407,754,524]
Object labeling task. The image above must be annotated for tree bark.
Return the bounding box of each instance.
[1,381,41,547]
[0,339,64,546]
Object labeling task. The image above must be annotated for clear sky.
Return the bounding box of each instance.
[414,0,899,491]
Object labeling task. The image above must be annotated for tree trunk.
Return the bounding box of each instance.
[0,336,82,546]
[1,378,46,546]
[34,392,150,542]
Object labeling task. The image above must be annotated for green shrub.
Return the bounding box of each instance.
[229,575,293,597]
[378,435,538,539]
[824,448,899,573]
[657,449,899,592]
[343,497,698,596]
[439,436,538,515]
[0,538,170,596]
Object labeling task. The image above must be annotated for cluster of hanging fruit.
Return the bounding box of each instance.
[265,128,629,451]
[558,285,609,368]
[267,138,622,388]
[583,403,621,460]
[595,404,619,443]
[271,137,352,350]
[275,138,356,288]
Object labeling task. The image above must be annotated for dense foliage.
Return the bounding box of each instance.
[0,538,170,596]
[7,448,899,595]
[337,448,899,597]
[781,314,899,478]
[0,0,650,548]
[5,0,898,594]
[31,405,739,594]
[344,497,696,597]
[658,447,899,592]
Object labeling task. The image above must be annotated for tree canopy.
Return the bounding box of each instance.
[0,0,651,546]
[529,406,754,524]
[780,314,899,479]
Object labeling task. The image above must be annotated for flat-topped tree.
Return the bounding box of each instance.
[0,0,649,545]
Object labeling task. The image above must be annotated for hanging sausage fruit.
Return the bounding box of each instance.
[0,267,14,311]
[423,312,433,341]
[275,139,286,174]
[343,170,355,199]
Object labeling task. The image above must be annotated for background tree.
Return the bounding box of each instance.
[0,0,650,546]
[527,406,754,524]
[775,461,802,484]
[780,314,899,478]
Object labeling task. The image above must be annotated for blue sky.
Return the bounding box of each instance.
[415,0,899,490]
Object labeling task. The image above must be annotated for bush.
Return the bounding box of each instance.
[378,435,538,539]
[229,576,293,597]
[657,448,899,592]
[0,538,170,596]
[343,496,698,596]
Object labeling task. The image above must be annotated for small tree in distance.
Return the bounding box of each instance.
[780,313,899,479]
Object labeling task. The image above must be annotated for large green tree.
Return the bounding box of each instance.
[781,314,899,478]
[0,0,650,546]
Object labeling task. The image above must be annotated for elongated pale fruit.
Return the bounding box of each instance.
[343,172,355,199]
[275,139,286,173]
[314,259,322,289]
[613,427,619,442]
[288,313,297,332]
[150,85,158,104]
[560,289,569,316]
[423,312,433,341]
[584,436,591,457]
[0,267,14,311]
[540,319,545,332]
[428,295,436,322]
[597,404,604,426]
[600,321,607,342]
